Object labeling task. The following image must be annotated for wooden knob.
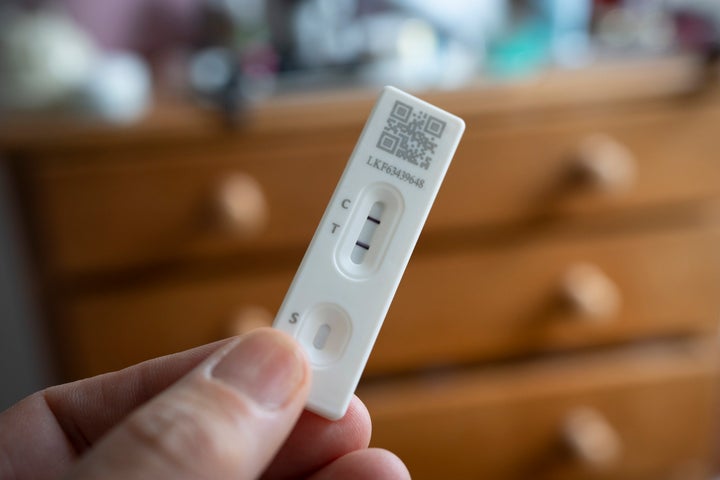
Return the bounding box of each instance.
[562,407,622,469]
[560,263,621,320]
[571,134,636,193]
[227,306,274,337]
[216,173,268,235]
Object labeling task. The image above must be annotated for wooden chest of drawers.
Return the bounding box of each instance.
[3,57,720,478]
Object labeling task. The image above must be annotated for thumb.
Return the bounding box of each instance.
[66,328,311,480]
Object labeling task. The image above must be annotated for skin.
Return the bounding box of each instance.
[0,328,410,480]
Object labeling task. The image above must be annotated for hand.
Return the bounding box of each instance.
[0,328,409,479]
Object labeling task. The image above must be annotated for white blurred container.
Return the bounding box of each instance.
[0,8,98,111]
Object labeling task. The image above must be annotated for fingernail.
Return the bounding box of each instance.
[211,329,306,409]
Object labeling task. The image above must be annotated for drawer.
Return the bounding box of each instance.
[431,103,720,231]
[24,100,720,277]
[360,339,719,480]
[56,268,295,380]
[368,226,720,375]
[26,129,355,276]
[57,225,720,380]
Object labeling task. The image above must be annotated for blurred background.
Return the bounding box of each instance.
[2,1,720,478]
[0,0,718,120]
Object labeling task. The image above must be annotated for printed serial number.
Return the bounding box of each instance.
[366,155,425,189]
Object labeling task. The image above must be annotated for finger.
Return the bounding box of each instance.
[308,448,411,480]
[0,390,77,480]
[262,396,371,480]
[46,339,233,453]
[66,328,311,480]
[0,339,231,480]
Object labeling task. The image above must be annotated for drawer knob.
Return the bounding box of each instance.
[562,407,622,469]
[571,134,636,193]
[216,173,268,235]
[560,263,621,320]
[227,306,274,337]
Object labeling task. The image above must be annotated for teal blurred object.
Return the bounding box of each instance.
[485,0,591,78]
[486,16,552,78]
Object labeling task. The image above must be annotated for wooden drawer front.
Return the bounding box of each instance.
[368,227,720,375]
[361,341,719,480]
[29,130,355,276]
[28,102,720,277]
[431,103,720,231]
[57,268,294,380]
[58,226,720,380]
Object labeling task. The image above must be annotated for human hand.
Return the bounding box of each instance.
[0,328,409,479]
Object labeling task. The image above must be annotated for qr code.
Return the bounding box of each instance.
[376,101,446,170]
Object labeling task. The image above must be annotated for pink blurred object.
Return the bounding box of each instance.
[58,0,203,54]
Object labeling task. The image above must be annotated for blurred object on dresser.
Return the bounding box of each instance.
[5,0,720,123]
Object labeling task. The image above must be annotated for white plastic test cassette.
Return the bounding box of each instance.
[273,86,465,420]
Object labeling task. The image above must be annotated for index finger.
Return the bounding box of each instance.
[0,339,230,480]
[46,339,233,451]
